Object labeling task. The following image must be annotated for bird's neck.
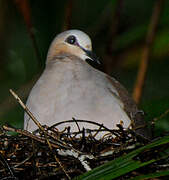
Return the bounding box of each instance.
[44,55,94,81]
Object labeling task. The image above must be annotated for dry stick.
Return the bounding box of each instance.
[0,152,16,178]
[72,117,81,132]
[9,89,71,180]
[9,89,44,132]
[3,125,63,149]
[132,0,165,104]
[3,125,46,144]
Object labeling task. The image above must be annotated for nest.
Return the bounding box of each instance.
[0,120,156,180]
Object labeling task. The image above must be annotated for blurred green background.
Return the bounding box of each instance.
[0,0,169,137]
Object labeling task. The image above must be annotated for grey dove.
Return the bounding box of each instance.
[24,29,149,138]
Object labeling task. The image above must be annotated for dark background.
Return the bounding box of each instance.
[0,0,169,136]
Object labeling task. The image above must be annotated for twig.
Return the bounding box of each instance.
[9,89,44,132]
[49,119,119,137]
[13,154,33,168]
[72,117,81,132]
[9,89,71,180]
[3,124,83,159]
[0,152,16,179]
[3,125,46,144]
[132,0,165,104]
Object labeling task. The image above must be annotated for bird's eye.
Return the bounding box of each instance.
[66,35,76,45]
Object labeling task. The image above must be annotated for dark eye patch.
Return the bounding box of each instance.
[66,35,76,45]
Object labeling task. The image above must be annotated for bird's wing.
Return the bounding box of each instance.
[106,75,151,139]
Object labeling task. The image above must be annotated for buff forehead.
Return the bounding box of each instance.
[52,29,92,51]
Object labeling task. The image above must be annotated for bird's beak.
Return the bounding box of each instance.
[79,46,101,64]
[84,49,101,64]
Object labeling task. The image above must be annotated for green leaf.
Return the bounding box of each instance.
[74,136,169,180]
[130,169,169,180]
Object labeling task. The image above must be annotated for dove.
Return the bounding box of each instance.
[24,29,149,138]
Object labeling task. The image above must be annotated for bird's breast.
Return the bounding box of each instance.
[25,60,131,132]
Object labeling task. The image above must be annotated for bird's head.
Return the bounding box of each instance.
[47,29,100,64]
